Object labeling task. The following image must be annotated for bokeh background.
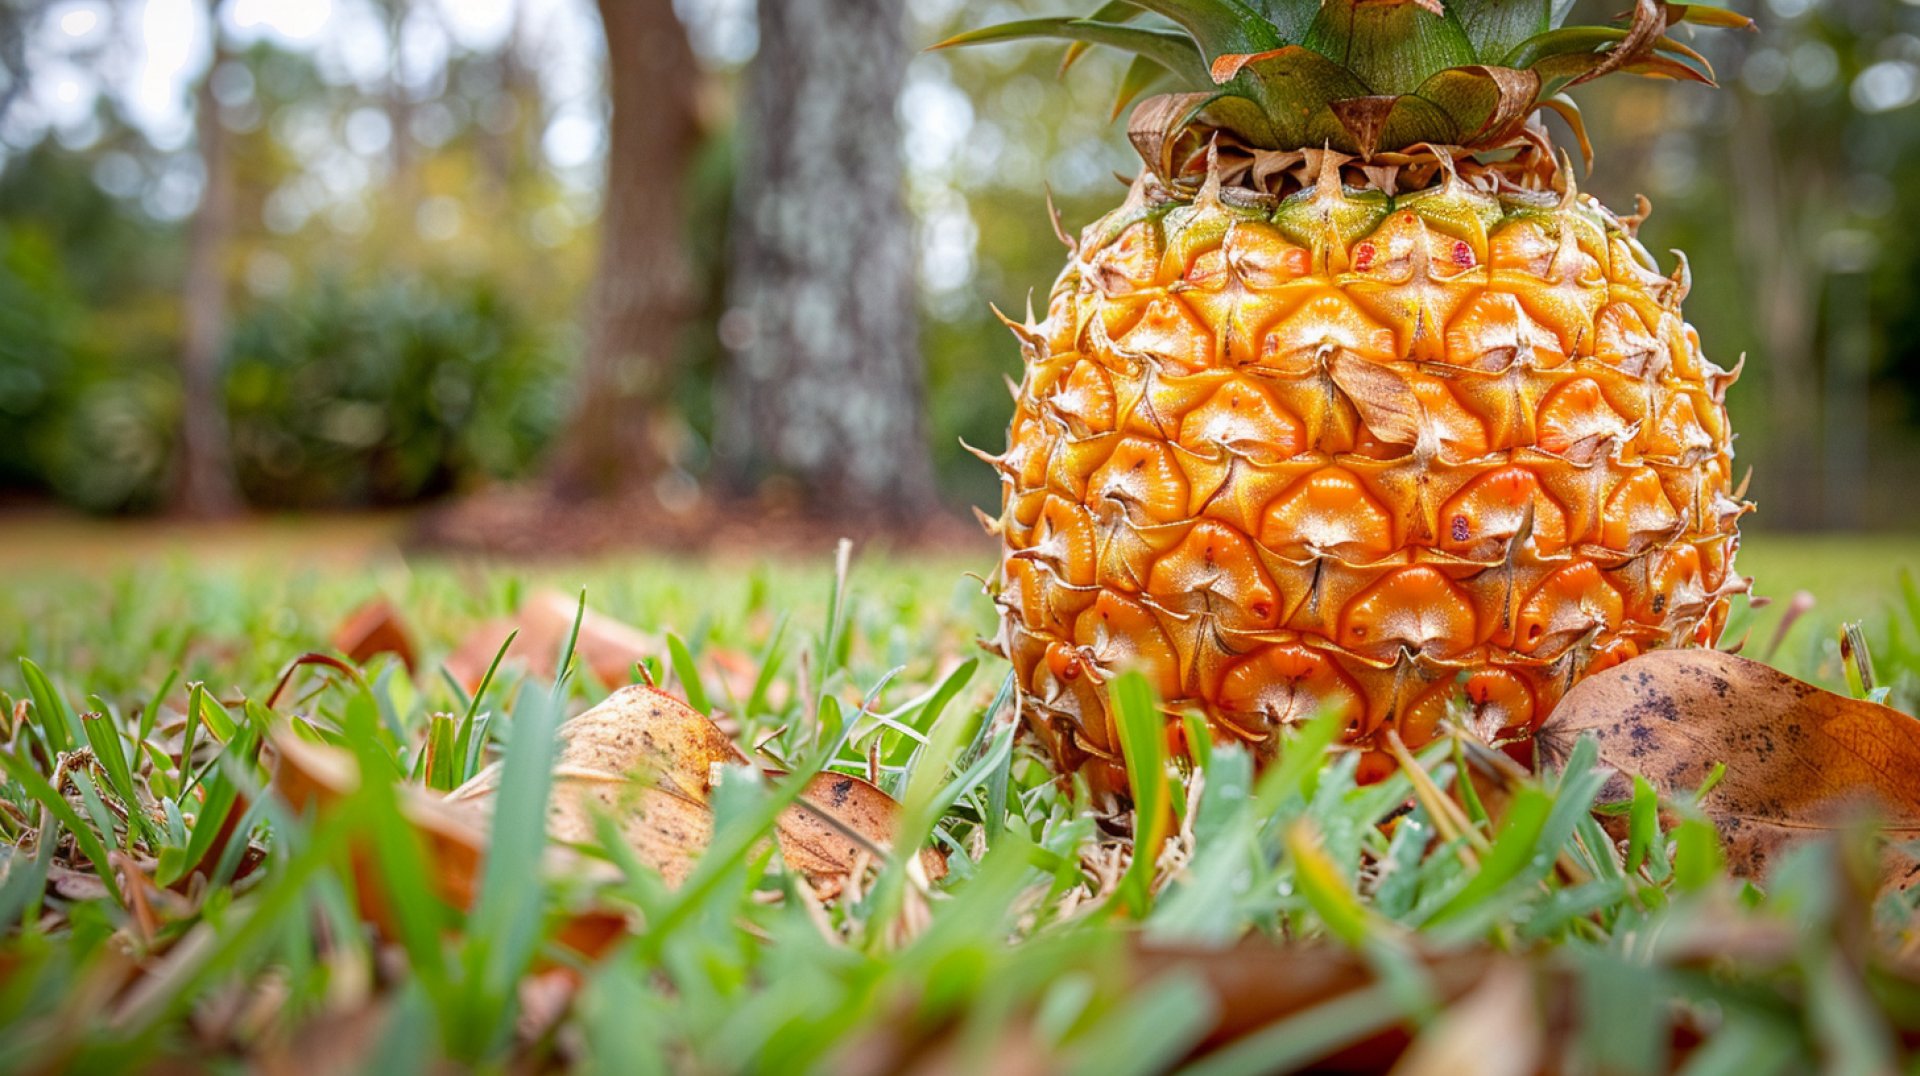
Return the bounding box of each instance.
[1,0,1918,533]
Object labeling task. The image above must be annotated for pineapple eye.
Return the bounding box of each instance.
[1451,240,1475,268]
[1450,515,1471,542]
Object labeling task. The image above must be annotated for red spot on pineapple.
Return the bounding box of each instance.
[1353,242,1376,272]
[1452,240,1475,268]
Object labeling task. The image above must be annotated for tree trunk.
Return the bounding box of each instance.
[174,11,240,517]
[545,0,700,499]
[0,4,29,128]
[721,0,937,520]
[478,5,530,195]
[383,0,416,207]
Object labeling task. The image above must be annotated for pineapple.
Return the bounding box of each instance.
[942,0,1754,795]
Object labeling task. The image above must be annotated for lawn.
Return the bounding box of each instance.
[1,520,1918,1071]
[3,520,1912,705]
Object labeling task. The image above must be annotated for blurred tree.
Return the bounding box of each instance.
[903,8,1146,511]
[721,0,936,519]
[0,2,31,126]
[1590,0,1920,530]
[379,0,418,209]
[544,0,700,499]
[0,4,598,513]
[174,2,240,516]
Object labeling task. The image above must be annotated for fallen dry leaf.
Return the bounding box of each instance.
[778,771,932,890]
[1388,960,1542,1076]
[330,598,416,673]
[1537,648,1920,881]
[449,685,945,892]
[254,999,392,1076]
[837,943,1544,1075]
[271,683,942,956]
[444,590,655,693]
[842,915,1877,1076]
[271,731,628,960]
[444,685,731,888]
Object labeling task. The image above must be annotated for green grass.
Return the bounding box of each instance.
[0,531,1918,1071]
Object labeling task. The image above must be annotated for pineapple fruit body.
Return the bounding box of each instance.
[988,154,1746,795]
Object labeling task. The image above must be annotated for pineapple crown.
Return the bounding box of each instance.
[934,0,1752,167]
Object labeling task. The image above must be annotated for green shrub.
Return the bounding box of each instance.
[223,272,571,508]
[0,225,87,490]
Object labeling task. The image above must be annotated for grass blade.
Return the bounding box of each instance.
[1426,786,1552,926]
[17,658,76,755]
[666,632,712,716]
[1283,820,1375,946]
[1110,671,1169,918]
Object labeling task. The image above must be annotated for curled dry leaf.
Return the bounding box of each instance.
[449,685,946,895]
[271,731,628,960]
[445,685,734,889]
[271,683,942,956]
[1537,648,1920,882]
[443,590,655,693]
[329,598,416,674]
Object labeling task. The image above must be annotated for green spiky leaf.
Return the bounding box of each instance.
[1667,3,1756,30]
[934,18,1209,86]
[1114,52,1176,118]
[1448,0,1551,62]
[1063,1,1149,74]
[1302,0,1477,95]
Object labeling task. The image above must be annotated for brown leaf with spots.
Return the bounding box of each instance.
[779,771,945,897]
[1537,649,1920,881]
[446,685,741,888]
[449,685,945,892]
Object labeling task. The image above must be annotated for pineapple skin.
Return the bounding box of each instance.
[988,164,1748,796]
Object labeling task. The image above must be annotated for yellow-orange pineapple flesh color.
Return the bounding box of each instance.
[986,147,1748,797]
